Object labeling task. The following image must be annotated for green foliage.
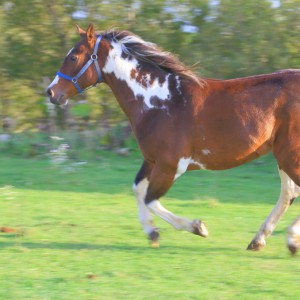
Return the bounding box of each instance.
[70,102,92,118]
[0,130,139,160]
[1,0,300,132]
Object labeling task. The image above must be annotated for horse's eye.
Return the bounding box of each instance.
[70,55,77,62]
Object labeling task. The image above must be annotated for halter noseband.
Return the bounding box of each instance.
[56,35,102,93]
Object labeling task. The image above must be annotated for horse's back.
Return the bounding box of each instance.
[185,69,300,170]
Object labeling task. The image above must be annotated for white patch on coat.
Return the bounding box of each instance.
[190,159,206,170]
[175,75,182,94]
[66,47,74,57]
[102,41,171,109]
[174,157,206,180]
[202,149,211,155]
[174,157,190,180]
[48,75,60,89]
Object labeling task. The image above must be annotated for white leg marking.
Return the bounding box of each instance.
[147,200,194,232]
[287,216,300,253]
[252,169,300,246]
[133,178,155,234]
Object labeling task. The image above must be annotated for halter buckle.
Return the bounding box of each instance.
[91,54,98,61]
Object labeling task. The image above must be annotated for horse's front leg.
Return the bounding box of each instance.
[247,169,300,251]
[137,162,208,246]
[133,161,159,246]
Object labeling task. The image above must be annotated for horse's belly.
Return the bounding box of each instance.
[192,140,272,171]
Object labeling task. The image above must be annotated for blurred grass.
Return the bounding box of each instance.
[0,152,299,300]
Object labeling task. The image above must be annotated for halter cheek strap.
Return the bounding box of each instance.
[56,35,102,93]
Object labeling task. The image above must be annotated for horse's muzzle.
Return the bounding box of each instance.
[46,88,68,105]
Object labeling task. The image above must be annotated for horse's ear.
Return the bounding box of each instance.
[76,25,86,37]
[86,23,96,44]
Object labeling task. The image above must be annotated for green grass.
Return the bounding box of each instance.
[0,152,299,300]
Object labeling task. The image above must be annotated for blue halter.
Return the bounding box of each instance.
[56,35,102,93]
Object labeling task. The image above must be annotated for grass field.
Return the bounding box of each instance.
[0,151,299,300]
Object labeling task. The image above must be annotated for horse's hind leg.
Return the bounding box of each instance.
[247,169,300,251]
[248,108,300,251]
[287,216,300,255]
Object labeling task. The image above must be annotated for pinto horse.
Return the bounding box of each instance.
[47,23,300,252]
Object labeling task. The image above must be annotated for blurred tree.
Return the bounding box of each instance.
[0,0,299,133]
[190,0,300,78]
[0,0,73,130]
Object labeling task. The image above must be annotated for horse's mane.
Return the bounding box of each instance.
[100,29,203,86]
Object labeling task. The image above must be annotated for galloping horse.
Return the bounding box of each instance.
[47,23,300,252]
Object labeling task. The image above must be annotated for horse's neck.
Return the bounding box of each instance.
[102,43,174,120]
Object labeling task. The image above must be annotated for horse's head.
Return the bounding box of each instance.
[47,23,103,105]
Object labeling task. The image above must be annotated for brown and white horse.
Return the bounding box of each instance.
[47,23,300,253]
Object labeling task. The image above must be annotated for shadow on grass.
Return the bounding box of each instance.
[0,239,239,254]
[0,233,291,258]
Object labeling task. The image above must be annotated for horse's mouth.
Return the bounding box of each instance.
[49,94,68,106]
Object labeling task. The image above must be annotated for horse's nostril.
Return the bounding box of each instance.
[46,88,54,97]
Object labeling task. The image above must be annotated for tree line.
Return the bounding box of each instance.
[1,0,299,133]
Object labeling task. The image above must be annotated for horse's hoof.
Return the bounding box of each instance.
[149,228,160,248]
[247,239,266,251]
[287,227,300,255]
[192,219,208,237]
[287,243,298,255]
[287,235,299,255]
